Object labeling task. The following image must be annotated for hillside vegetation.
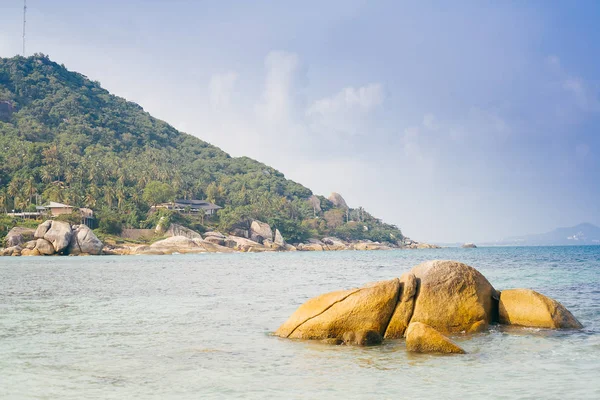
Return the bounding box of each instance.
[0,54,403,243]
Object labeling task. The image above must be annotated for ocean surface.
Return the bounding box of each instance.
[1,246,599,399]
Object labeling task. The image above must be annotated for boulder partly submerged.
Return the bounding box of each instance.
[275,260,582,352]
[409,260,497,333]
[499,289,582,329]
[275,279,400,341]
[405,322,465,354]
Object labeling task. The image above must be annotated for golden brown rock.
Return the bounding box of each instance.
[409,260,496,333]
[275,279,400,340]
[21,248,41,256]
[342,330,383,346]
[384,272,418,339]
[405,322,465,354]
[297,243,324,251]
[498,289,582,329]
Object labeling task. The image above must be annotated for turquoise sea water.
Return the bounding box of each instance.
[1,246,599,399]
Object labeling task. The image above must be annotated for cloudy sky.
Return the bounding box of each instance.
[1,1,599,243]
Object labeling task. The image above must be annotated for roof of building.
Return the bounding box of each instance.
[46,201,73,208]
[174,199,222,210]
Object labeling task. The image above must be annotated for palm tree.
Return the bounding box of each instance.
[25,177,37,206]
[116,184,127,210]
[41,168,53,184]
[104,186,115,209]
[0,189,7,213]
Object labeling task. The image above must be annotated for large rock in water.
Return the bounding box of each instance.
[37,221,73,253]
[275,279,400,341]
[5,227,35,247]
[407,260,497,333]
[67,225,103,255]
[384,272,418,339]
[250,220,273,243]
[498,289,582,329]
[405,322,465,354]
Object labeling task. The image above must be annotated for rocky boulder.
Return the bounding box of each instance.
[405,322,465,354]
[225,236,267,252]
[275,279,400,341]
[297,243,324,251]
[275,260,582,350]
[203,236,226,246]
[308,195,322,213]
[322,237,347,251]
[462,243,477,248]
[21,248,41,256]
[204,231,226,239]
[35,220,72,253]
[328,192,348,209]
[5,227,35,247]
[35,238,56,255]
[196,240,236,253]
[409,260,497,333]
[147,236,205,254]
[250,220,273,244]
[384,272,418,339]
[68,225,103,255]
[274,229,286,247]
[1,246,22,256]
[165,224,202,240]
[342,330,383,346]
[352,242,391,251]
[498,289,582,329]
[34,220,52,239]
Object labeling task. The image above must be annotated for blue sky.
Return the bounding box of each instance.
[1,1,599,242]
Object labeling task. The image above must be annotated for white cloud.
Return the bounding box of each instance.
[305,83,384,137]
[422,113,437,130]
[255,51,303,125]
[306,83,383,116]
[563,77,600,112]
[208,71,238,109]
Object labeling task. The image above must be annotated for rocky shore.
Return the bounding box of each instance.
[1,219,441,256]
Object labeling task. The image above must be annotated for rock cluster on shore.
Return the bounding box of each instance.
[1,221,103,256]
[2,218,442,256]
[275,260,582,353]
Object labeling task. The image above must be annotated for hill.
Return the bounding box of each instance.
[488,223,600,246]
[0,54,403,244]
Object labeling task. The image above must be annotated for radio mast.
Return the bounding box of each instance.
[22,0,27,56]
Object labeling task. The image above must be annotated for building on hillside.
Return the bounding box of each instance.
[43,202,97,228]
[155,199,222,215]
[46,202,74,216]
[79,207,97,228]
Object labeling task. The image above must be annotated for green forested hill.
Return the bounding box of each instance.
[0,54,402,243]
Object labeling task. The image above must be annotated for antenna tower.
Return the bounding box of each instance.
[22,0,27,56]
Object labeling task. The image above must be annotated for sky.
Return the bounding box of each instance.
[1,0,599,243]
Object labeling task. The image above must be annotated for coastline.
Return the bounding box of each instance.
[1,220,441,257]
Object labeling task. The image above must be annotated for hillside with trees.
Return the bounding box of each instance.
[0,54,403,244]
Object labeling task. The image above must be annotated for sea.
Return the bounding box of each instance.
[1,246,599,399]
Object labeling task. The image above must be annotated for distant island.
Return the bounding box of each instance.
[487,223,600,247]
[0,54,437,253]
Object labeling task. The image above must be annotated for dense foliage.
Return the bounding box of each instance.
[0,54,403,243]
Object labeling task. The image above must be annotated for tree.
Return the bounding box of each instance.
[324,209,345,230]
[142,181,175,207]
